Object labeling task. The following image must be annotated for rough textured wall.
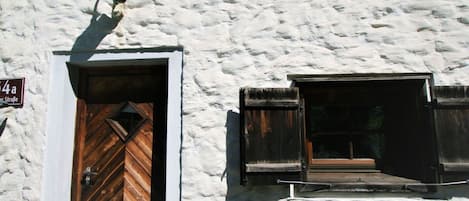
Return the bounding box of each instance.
[0,0,469,200]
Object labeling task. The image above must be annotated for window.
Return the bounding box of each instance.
[307,104,384,171]
[240,73,469,191]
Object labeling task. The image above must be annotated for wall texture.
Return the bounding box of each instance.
[0,0,469,200]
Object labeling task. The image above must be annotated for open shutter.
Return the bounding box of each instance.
[432,86,469,182]
[240,88,303,185]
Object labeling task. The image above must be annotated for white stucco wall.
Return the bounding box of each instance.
[0,0,469,200]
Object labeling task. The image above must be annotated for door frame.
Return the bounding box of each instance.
[41,48,183,201]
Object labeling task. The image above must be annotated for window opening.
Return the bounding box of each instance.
[298,79,434,183]
[310,105,384,160]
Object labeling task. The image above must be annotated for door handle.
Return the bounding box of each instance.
[82,166,98,186]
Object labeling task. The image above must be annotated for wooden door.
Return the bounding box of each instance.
[72,100,154,201]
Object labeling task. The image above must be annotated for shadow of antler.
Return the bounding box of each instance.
[70,0,120,62]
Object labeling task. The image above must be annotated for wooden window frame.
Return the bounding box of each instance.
[302,89,384,172]
[290,73,436,184]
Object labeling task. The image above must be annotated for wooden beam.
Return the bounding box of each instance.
[288,73,432,82]
[246,163,301,173]
[310,159,376,169]
[440,162,469,172]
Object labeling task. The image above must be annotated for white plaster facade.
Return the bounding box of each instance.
[0,0,468,200]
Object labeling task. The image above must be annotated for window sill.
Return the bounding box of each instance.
[306,172,418,183]
[310,159,376,169]
[302,172,427,192]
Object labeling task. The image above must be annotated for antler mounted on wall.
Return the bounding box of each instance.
[112,0,127,19]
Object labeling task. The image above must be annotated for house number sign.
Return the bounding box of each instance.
[0,78,25,108]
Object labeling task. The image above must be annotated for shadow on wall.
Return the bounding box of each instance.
[224,110,289,201]
[67,0,120,96]
[69,0,119,62]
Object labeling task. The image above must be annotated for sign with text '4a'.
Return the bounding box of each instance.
[0,78,24,108]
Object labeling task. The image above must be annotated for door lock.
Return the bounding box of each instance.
[82,166,98,186]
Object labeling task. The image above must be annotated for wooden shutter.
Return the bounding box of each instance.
[240,88,303,185]
[432,86,469,182]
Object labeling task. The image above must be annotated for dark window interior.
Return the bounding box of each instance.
[298,79,436,183]
[310,105,384,159]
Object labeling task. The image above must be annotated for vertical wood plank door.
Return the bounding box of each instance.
[72,101,154,201]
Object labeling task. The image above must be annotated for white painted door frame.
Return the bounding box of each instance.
[41,49,183,201]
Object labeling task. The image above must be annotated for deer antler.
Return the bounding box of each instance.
[112,0,127,19]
